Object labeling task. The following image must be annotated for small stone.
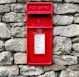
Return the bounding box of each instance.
[0,51,13,65]
[73,43,79,52]
[71,51,79,57]
[72,37,79,43]
[53,55,77,65]
[0,40,4,51]
[2,12,25,22]
[15,76,26,77]
[0,0,16,4]
[0,5,10,13]
[74,15,79,23]
[54,24,79,37]
[2,12,16,22]
[65,0,79,3]
[20,65,44,75]
[59,69,79,77]
[54,36,72,55]
[16,13,25,22]
[0,23,11,38]
[5,38,26,52]
[54,3,78,14]
[11,27,26,37]
[11,4,25,12]
[0,66,19,77]
[54,15,73,25]
[10,23,25,27]
[17,0,31,2]
[14,53,26,64]
[68,65,79,71]
[38,71,56,77]
[52,0,62,2]
[44,65,65,71]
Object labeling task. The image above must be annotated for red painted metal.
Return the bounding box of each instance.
[26,2,53,65]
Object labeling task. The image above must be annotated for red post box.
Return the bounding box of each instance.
[26,2,53,65]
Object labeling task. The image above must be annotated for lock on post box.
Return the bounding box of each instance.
[26,2,53,65]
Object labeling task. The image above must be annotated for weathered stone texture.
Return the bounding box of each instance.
[44,65,65,71]
[73,43,79,52]
[0,66,19,77]
[54,15,73,25]
[5,38,26,52]
[0,51,13,65]
[19,65,44,75]
[54,24,79,37]
[65,0,79,3]
[0,23,11,38]
[59,69,79,77]
[54,3,78,14]
[0,0,16,4]
[11,27,26,37]
[0,40,4,51]
[38,71,56,77]
[74,14,79,23]
[11,4,25,12]
[10,23,25,27]
[14,53,26,64]
[72,37,79,43]
[54,36,72,55]
[53,55,77,65]
[2,12,25,22]
[17,0,31,2]
[0,5,10,13]
[68,65,79,71]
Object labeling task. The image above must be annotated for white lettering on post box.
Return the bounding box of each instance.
[34,34,45,54]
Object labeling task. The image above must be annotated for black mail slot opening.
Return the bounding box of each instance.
[29,14,50,17]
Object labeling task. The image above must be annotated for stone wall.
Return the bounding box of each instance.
[0,0,79,77]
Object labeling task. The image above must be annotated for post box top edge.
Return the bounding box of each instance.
[26,2,53,6]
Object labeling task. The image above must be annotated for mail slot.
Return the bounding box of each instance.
[26,2,53,65]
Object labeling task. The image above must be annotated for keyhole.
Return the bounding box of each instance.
[38,29,42,33]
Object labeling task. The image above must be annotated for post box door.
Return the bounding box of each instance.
[26,2,53,65]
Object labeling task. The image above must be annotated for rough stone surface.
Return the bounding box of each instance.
[5,38,26,52]
[54,3,78,14]
[10,23,25,27]
[20,65,44,75]
[0,23,11,38]
[59,69,79,77]
[65,0,79,3]
[53,55,77,65]
[38,71,56,77]
[54,24,79,37]
[0,0,16,4]
[73,43,79,52]
[0,5,10,13]
[2,12,16,22]
[17,0,31,2]
[44,65,65,71]
[14,53,26,64]
[11,4,25,12]
[74,14,79,23]
[68,65,79,71]
[2,12,25,22]
[71,51,79,57]
[11,27,26,37]
[0,51,13,65]
[54,36,72,55]
[72,37,79,43]
[54,15,73,25]
[0,66,19,77]
[0,40,4,51]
